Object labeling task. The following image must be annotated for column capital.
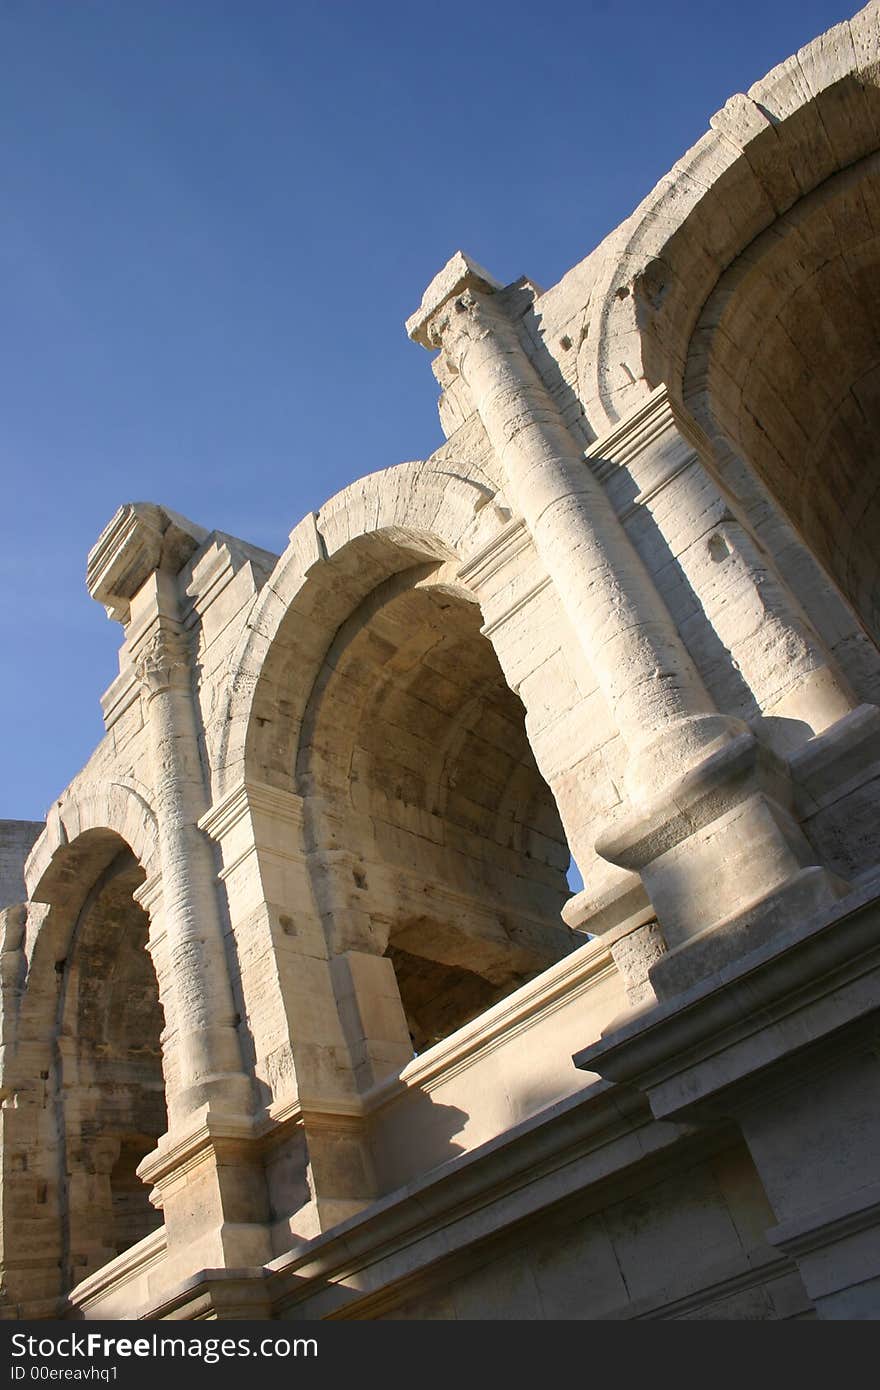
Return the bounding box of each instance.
[132,623,192,698]
[87,502,207,625]
[406,250,502,349]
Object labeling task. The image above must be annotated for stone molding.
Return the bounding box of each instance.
[253,935,616,1127]
[480,576,554,640]
[132,871,163,916]
[132,626,192,698]
[137,1107,257,1189]
[573,878,880,1121]
[766,1183,880,1266]
[98,668,141,732]
[66,1226,168,1316]
[199,779,306,844]
[583,382,707,473]
[363,935,615,1102]
[264,1081,686,1320]
[457,515,531,589]
[87,502,207,625]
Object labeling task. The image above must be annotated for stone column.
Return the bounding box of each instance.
[408,255,740,800]
[408,256,847,995]
[87,505,271,1276]
[583,383,855,753]
[129,571,251,1125]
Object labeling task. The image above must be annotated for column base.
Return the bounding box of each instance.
[648,865,847,1001]
[138,1106,273,1273]
[597,728,848,997]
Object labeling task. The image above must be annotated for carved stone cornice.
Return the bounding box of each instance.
[87,502,208,625]
[199,779,305,844]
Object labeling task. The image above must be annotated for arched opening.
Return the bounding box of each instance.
[685,154,880,643]
[298,566,575,1055]
[57,841,167,1280]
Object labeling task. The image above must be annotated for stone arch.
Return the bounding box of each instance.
[684,150,880,642]
[578,7,880,434]
[52,843,166,1282]
[222,460,575,1073]
[2,795,166,1314]
[566,8,880,703]
[17,782,161,1079]
[215,457,508,801]
[295,561,573,1051]
[25,779,159,909]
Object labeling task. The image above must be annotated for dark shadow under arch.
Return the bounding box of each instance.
[55,842,167,1285]
[296,566,575,1053]
[685,154,880,645]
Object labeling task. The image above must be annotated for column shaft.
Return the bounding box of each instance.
[442,287,739,792]
[408,258,848,987]
[132,581,251,1122]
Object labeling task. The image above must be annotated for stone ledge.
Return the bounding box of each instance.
[137,1267,271,1321]
[264,1079,688,1319]
[259,933,618,1129]
[574,877,880,1122]
[362,934,616,1103]
[68,1225,168,1314]
[138,1106,257,1188]
[583,382,711,477]
[198,779,305,843]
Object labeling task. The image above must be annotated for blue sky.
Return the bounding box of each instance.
[0,0,858,821]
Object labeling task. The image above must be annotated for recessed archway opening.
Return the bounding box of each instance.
[299,568,575,1058]
[686,155,880,644]
[59,845,167,1277]
[385,947,511,1053]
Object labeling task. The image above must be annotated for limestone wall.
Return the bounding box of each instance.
[381,1143,811,1322]
[4,2,880,1323]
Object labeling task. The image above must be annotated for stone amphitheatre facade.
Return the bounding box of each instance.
[3,5,880,1322]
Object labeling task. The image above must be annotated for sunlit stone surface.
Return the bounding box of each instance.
[3,4,880,1321]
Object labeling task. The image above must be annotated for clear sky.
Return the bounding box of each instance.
[0,0,858,821]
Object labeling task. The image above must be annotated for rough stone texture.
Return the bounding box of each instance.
[0,822,42,910]
[2,3,880,1322]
